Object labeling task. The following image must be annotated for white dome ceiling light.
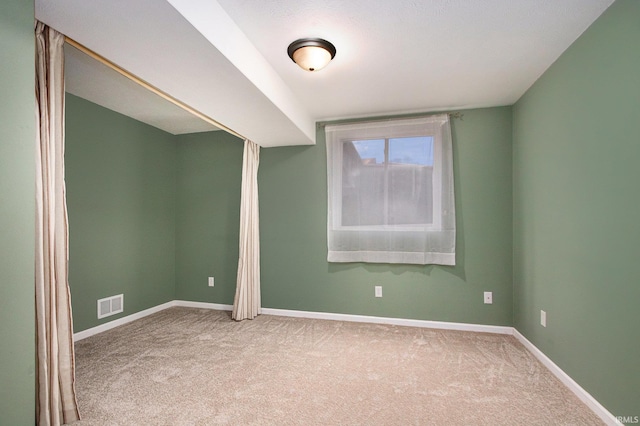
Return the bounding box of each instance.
[287,38,336,72]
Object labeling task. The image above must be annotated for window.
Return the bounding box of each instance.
[341,136,437,228]
[325,115,455,265]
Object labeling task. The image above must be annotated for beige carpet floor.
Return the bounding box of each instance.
[70,307,603,425]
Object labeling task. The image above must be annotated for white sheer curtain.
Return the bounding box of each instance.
[325,115,456,265]
[232,140,261,321]
[35,22,81,425]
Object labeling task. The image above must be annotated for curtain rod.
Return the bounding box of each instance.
[64,37,245,141]
[317,111,464,128]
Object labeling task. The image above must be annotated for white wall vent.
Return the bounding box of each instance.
[97,294,124,319]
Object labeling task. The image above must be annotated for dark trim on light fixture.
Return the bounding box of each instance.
[287,38,336,61]
[287,38,336,71]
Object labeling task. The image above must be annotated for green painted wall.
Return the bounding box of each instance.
[513,0,640,419]
[174,109,513,328]
[114,109,512,329]
[175,110,512,325]
[0,0,35,423]
[175,131,243,303]
[65,94,177,332]
[257,108,513,324]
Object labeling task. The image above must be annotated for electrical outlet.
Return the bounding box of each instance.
[540,310,547,327]
[208,277,215,287]
[375,286,382,298]
[484,291,492,304]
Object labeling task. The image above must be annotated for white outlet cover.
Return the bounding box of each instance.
[541,310,547,327]
[208,277,215,287]
[375,286,382,298]
[484,291,493,304]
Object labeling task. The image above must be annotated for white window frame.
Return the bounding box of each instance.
[332,131,443,233]
[325,114,456,265]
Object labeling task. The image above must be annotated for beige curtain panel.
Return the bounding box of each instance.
[35,22,81,425]
[232,140,261,321]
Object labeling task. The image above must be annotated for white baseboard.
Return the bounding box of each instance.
[261,307,513,335]
[72,300,619,425]
[74,300,234,341]
[173,300,233,311]
[73,301,175,341]
[512,330,621,426]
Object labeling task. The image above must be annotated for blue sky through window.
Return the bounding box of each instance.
[352,137,433,166]
[352,139,385,164]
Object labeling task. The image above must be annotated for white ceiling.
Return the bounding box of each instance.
[216,0,614,120]
[65,44,220,135]
[37,0,614,147]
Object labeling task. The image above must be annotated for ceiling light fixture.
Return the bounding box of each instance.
[287,38,336,72]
